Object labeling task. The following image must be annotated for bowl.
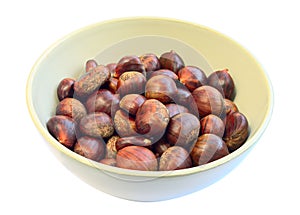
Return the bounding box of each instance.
[26,17,273,201]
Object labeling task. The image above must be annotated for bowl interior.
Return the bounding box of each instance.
[27,17,273,175]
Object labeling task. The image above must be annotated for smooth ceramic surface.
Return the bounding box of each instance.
[26,17,273,201]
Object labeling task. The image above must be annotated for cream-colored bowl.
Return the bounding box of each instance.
[26,17,273,201]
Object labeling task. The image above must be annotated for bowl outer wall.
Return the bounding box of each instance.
[26,17,274,201]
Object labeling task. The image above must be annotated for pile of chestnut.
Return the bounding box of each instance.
[47,50,249,171]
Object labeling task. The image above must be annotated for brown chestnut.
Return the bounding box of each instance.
[116,71,146,97]
[224,98,239,115]
[56,98,87,122]
[207,69,236,100]
[57,78,75,101]
[108,77,118,94]
[116,136,152,151]
[166,112,200,150]
[85,89,115,116]
[139,53,161,72]
[191,134,229,166]
[114,109,138,137]
[153,138,171,157]
[159,146,192,170]
[200,114,225,137]
[116,146,158,171]
[174,84,199,117]
[119,94,146,116]
[79,112,114,138]
[106,63,117,77]
[46,115,77,148]
[147,69,178,81]
[192,85,225,118]
[135,99,170,143]
[74,136,105,161]
[114,55,145,78]
[74,65,110,98]
[99,158,117,166]
[105,135,119,159]
[178,66,208,92]
[159,50,185,74]
[223,111,249,152]
[165,103,189,118]
[85,59,98,72]
[145,75,178,103]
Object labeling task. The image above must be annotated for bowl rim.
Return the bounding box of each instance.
[26,16,274,178]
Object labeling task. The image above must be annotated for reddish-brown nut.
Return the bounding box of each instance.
[165,103,189,118]
[57,78,75,101]
[116,146,158,171]
[85,89,115,116]
[147,69,178,81]
[119,94,146,116]
[56,98,87,122]
[99,158,117,166]
[145,75,178,103]
[207,69,236,100]
[139,53,161,72]
[159,50,185,74]
[166,112,200,150]
[191,134,229,166]
[105,135,119,159]
[114,110,138,137]
[192,85,225,118]
[159,146,192,170]
[46,115,77,148]
[74,136,106,161]
[108,77,118,94]
[135,99,170,143]
[178,66,208,92]
[85,59,98,72]
[200,114,225,137]
[116,136,152,151]
[79,112,114,138]
[106,63,117,77]
[116,71,146,97]
[224,99,239,115]
[74,65,110,98]
[114,55,145,78]
[223,111,249,152]
[174,84,199,117]
[153,138,171,157]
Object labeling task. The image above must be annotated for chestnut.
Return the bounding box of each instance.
[56,98,87,122]
[191,134,229,166]
[224,98,239,115]
[99,158,117,166]
[153,138,171,157]
[116,146,158,171]
[207,69,236,100]
[178,66,208,92]
[166,112,200,150]
[119,94,146,116]
[147,69,178,81]
[165,103,189,118]
[85,89,115,116]
[74,65,110,98]
[74,136,106,161]
[57,78,75,101]
[139,53,161,72]
[174,84,199,117]
[114,55,145,78]
[116,136,152,151]
[106,63,117,77]
[145,75,178,103]
[114,109,138,137]
[85,59,98,72]
[159,50,185,74]
[108,77,118,94]
[116,71,146,97]
[135,99,170,143]
[223,111,249,152]
[192,85,225,118]
[200,114,225,137]
[159,146,192,170]
[105,135,119,159]
[46,115,77,149]
[79,112,114,138]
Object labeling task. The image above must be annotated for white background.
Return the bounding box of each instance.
[1,0,299,214]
